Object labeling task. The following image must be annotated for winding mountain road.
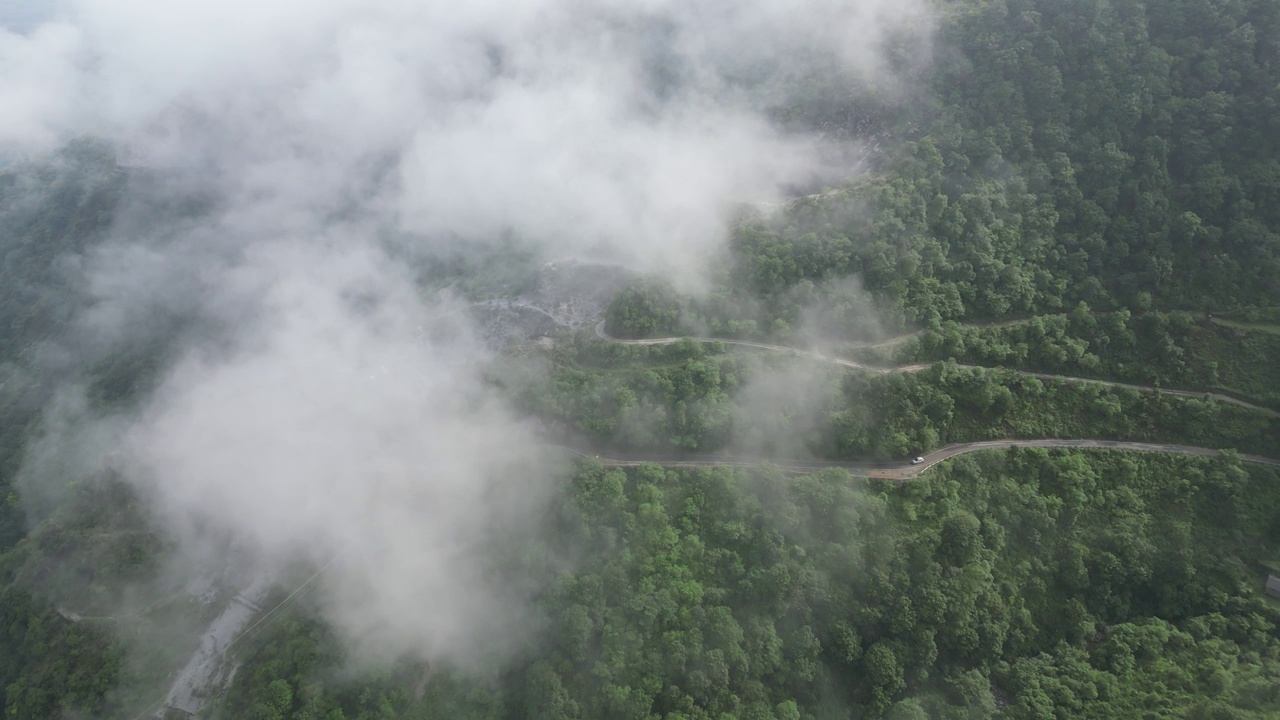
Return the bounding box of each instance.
[577,322,1280,475]
[595,320,906,371]
[593,322,1280,418]
[556,440,1280,480]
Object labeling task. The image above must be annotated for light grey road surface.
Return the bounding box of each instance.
[556,439,1280,480]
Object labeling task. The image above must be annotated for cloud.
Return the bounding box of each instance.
[0,23,83,152]
[5,0,935,672]
[4,0,933,282]
[112,236,553,662]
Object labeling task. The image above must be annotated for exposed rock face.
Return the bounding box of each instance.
[526,260,635,328]
[472,260,634,347]
[160,576,274,717]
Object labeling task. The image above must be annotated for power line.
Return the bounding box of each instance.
[223,556,335,655]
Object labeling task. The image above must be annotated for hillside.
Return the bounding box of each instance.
[1,1,1279,719]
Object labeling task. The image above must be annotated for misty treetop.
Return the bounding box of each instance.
[9,451,1280,719]
[197,449,1280,720]
[605,279,685,340]
[889,308,1280,410]
[4,0,1280,717]
[667,0,1280,335]
[510,337,1280,461]
[0,140,124,367]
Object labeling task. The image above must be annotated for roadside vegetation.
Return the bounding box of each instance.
[880,309,1280,411]
[4,0,1280,717]
[213,450,1280,719]
[507,339,1280,461]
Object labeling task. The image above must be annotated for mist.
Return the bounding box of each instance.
[2,0,935,684]
[116,238,553,663]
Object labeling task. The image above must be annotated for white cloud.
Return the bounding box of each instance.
[8,0,934,668]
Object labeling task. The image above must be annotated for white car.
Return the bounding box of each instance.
[911,456,925,465]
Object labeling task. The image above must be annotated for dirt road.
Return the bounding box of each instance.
[593,323,1280,418]
[556,440,1280,480]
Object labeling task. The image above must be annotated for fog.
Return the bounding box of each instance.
[4,0,931,287]
[3,0,933,679]
[116,239,552,663]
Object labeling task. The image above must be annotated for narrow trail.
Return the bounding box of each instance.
[593,323,1280,419]
[555,440,1280,481]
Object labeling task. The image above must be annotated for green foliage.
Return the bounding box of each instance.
[0,478,169,719]
[664,0,1280,337]
[0,139,123,367]
[504,338,741,451]
[221,451,1280,719]
[895,310,1280,409]
[415,235,543,299]
[0,583,123,719]
[0,142,126,552]
[829,363,1280,460]
[8,0,1280,717]
[603,279,684,339]
[515,340,1280,460]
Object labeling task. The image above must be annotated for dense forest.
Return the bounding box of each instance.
[606,0,1280,340]
[4,0,1280,718]
[510,336,1280,461]
[175,452,1280,719]
[8,452,1280,719]
[884,308,1280,410]
[0,141,126,550]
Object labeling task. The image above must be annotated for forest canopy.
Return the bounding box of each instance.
[3,0,1280,719]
